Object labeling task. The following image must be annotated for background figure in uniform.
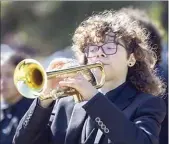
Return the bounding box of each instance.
[13,9,166,144]
[0,54,33,144]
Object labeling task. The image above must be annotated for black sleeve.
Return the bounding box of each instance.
[82,93,166,144]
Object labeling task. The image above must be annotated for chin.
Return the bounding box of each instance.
[105,70,115,81]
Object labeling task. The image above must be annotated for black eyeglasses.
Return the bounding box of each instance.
[84,42,125,58]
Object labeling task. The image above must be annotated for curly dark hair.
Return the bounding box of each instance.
[119,7,163,64]
[72,10,166,96]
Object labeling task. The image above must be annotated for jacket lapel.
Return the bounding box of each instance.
[65,101,87,144]
[114,84,137,110]
[83,116,97,144]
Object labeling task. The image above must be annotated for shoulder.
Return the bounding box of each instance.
[136,92,166,108]
[125,83,165,109]
[134,92,166,122]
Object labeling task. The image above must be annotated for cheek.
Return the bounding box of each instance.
[108,53,128,70]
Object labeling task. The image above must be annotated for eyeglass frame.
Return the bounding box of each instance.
[84,41,126,58]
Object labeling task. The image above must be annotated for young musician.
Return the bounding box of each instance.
[13,9,166,144]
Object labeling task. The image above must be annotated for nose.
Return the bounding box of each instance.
[96,47,107,58]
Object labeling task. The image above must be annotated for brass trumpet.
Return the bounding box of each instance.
[13,59,105,102]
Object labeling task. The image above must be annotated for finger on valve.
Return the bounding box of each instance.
[48,58,80,79]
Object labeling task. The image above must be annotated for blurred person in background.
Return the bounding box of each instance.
[119,7,168,144]
[15,45,38,57]
[0,54,33,144]
[13,9,166,144]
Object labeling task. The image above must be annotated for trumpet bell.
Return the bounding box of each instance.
[13,59,47,99]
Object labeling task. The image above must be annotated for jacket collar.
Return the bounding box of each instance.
[114,82,138,110]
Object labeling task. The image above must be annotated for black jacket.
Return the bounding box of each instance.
[13,83,166,144]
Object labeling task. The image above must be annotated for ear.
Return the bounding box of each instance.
[127,53,136,67]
